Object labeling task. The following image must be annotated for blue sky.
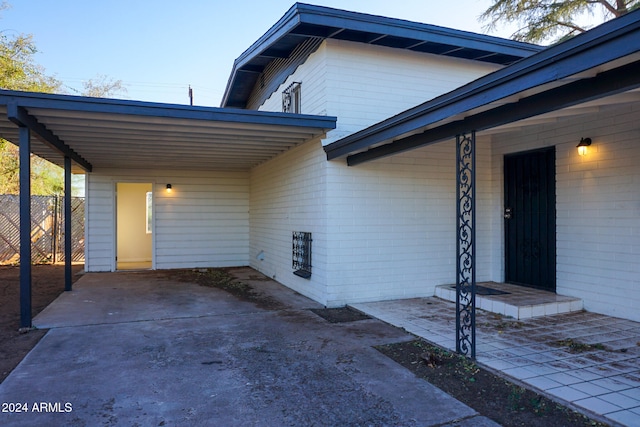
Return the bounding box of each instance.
[4,0,518,106]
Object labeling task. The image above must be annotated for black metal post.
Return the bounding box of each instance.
[51,196,59,264]
[19,126,32,329]
[456,131,476,358]
[64,156,72,291]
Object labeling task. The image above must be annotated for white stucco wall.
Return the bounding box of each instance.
[85,169,250,272]
[489,103,640,322]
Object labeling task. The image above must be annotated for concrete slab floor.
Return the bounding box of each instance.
[0,268,496,427]
[352,297,640,427]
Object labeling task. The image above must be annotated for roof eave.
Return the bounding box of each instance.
[0,89,336,130]
[221,3,542,109]
[324,8,640,162]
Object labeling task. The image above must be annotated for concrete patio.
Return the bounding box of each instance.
[353,292,640,427]
[0,268,497,427]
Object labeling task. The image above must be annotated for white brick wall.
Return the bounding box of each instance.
[86,168,249,272]
[255,39,500,143]
[323,136,495,306]
[249,138,328,304]
[321,39,500,144]
[250,38,501,306]
[490,103,640,322]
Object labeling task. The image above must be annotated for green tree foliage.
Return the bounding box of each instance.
[0,2,61,93]
[82,74,127,98]
[0,140,63,195]
[0,1,63,195]
[0,2,125,195]
[481,0,640,43]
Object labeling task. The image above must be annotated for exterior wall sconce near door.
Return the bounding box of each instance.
[577,137,591,156]
[166,184,172,193]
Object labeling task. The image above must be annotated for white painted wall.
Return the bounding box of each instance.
[322,136,495,306]
[249,134,496,307]
[489,103,640,322]
[85,169,249,272]
[249,138,329,304]
[321,39,500,144]
[250,38,502,306]
[255,39,501,142]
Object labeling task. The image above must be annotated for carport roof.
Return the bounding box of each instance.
[0,90,336,173]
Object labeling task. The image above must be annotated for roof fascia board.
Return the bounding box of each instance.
[0,91,336,131]
[221,4,303,107]
[7,102,93,172]
[346,59,640,165]
[221,3,541,107]
[294,4,541,57]
[325,9,640,160]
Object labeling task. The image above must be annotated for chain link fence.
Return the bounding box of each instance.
[0,195,85,265]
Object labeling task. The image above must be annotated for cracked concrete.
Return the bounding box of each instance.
[0,268,498,426]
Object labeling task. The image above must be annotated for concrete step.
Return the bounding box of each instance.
[434,282,583,320]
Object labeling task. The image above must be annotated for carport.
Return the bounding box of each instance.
[0,90,336,328]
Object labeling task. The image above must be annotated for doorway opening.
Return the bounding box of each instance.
[116,182,153,270]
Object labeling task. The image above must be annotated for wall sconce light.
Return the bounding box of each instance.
[166,184,172,193]
[577,137,591,156]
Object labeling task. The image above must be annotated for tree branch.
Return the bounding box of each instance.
[556,21,589,32]
[587,0,618,15]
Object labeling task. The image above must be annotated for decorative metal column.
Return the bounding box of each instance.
[456,131,476,358]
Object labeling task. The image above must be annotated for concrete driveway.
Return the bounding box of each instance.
[0,268,497,426]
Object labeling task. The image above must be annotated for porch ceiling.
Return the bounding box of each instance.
[0,91,336,174]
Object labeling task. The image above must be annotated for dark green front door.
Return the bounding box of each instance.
[504,148,556,291]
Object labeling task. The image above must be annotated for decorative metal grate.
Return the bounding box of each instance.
[456,131,476,359]
[292,231,312,278]
[282,82,301,113]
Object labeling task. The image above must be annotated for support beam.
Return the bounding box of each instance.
[7,103,92,172]
[64,156,72,291]
[456,131,476,358]
[19,126,32,329]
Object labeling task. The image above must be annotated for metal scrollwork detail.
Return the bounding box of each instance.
[456,132,476,359]
[292,231,312,278]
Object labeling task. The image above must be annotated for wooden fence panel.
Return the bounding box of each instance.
[0,195,85,264]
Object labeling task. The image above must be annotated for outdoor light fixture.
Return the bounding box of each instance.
[166,184,172,193]
[577,137,591,156]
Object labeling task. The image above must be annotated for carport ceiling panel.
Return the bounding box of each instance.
[70,147,291,171]
[16,108,326,171]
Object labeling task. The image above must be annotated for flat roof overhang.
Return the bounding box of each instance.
[222,3,542,109]
[324,8,640,166]
[0,91,336,173]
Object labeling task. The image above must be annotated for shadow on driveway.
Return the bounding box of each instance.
[0,268,497,426]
